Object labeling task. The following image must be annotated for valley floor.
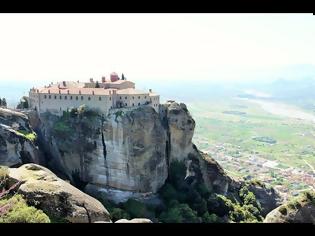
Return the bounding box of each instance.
[188,98,315,201]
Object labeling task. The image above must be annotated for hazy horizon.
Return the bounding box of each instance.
[1,13,315,106]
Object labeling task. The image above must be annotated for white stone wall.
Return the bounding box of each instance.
[115,94,151,108]
[149,95,160,112]
[29,90,160,115]
[31,92,113,115]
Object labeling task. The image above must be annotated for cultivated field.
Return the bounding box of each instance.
[188,98,315,200]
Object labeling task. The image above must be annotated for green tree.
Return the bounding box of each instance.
[95,81,100,88]
[202,212,219,223]
[110,208,131,222]
[121,73,125,80]
[0,195,50,223]
[168,161,187,189]
[159,203,200,223]
[207,194,234,217]
[16,96,29,109]
[1,98,7,107]
[123,199,151,218]
[159,183,178,204]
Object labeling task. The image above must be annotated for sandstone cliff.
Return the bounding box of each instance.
[25,101,281,214]
[0,108,41,167]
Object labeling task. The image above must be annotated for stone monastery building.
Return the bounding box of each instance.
[29,72,160,115]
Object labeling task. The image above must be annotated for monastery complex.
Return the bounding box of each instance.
[29,72,160,115]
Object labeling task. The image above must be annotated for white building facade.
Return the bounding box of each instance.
[29,73,160,116]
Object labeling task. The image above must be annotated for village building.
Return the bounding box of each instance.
[29,72,160,116]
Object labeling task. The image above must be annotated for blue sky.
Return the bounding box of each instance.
[0,13,314,85]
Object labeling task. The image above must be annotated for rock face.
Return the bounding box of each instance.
[247,183,283,216]
[33,102,199,199]
[35,106,168,198]
[7,163,111,223]
[0,108,41,167]
[159,102,195,163]
[31,101,280,215]
[264,191,315,223]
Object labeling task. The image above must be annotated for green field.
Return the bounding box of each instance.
[187,98,315,197]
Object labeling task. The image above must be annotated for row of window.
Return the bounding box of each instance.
[42,94,157,101]
[43,95,111,101]
[119,96,146,100]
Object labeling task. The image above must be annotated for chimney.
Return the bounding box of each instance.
[63,81,66,87]
[59,90,61,94]
[79,90,81,95]
[92,90,94,95]
[48,90,50,94]
[90,78,94,83]
[109,90,112,95]
[102,76,106,83]
[67,90,70,94]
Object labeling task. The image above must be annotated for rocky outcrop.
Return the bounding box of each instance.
[159,102,195,164]
[7,163,111,223]
[247,182,283,216]
[35,106,168,201]
[0,108,41,167]
[30,100,280,214]
[115,218,153,223]
[264,191,315,223]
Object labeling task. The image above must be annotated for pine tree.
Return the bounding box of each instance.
[95,81,100,88]
[2,98,7,107]
[0,98,2,106]
[121,73,125,80]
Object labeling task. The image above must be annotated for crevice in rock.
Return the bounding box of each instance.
[81,203,91,223]
[101,131,109,187]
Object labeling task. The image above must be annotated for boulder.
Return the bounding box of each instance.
[264,191,315,223]
[115,218,153,223]
[7,163,111,223]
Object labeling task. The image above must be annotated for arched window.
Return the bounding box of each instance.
[109,97,111,100]
[44,95,47,99]
[81,96,84,100]
[125,96,127,99]
[60,96,62,99]
[65,96,67,100]
[144,96,146,99]
[54,96,57,99]
[76,96,78,100]
[138,96,140,99]
[132,103,134,106]
[88,97,91,101]
[132,96,134,99]
[70,96,73,100]
[120,96,122,99]
[138,103,140,106]
[99,97,101,101]
[48,95,51,99]
[125,103,127,106]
